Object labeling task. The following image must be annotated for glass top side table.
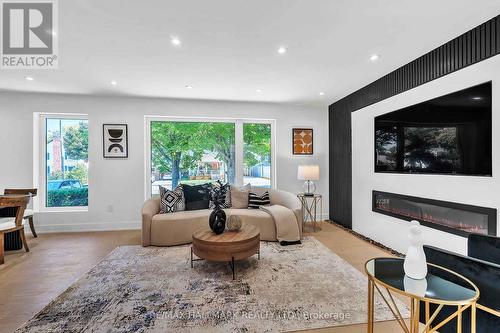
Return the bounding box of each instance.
[365,257,479,333]
[297,193,322,232]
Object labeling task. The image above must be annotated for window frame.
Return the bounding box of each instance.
[37,113,89,212]
[144,116,276,199]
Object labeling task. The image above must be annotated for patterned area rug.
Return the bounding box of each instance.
[16,237,407,332]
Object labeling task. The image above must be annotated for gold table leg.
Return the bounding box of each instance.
[367,278,374,333]
[457,305,462,333]
[410,299,414,332]
[425,301,430,333]
[471,302,476,333]
[411,298,420,333]
[313,198,317,231]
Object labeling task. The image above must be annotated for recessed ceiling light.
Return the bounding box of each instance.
[277,46,287,54]
[256,89,263,93]
[185,85,193,89]
[171,37,181,46]
[110,80,117,86]
[25,76,34,81]
[472,96,483,100]
[319,92,325,96]
[369,54,380,62]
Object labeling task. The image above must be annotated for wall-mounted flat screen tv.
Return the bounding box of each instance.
[375,81,492,176]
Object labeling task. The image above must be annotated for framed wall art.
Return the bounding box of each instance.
[292,128,313,155]
[103,124,128,158]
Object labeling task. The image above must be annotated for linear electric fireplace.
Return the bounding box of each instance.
[372,191,497,237]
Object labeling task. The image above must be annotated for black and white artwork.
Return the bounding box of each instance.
[103,124,128,158]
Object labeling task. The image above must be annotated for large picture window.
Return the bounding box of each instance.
[44,117,89,208]
[150,121,236,194]
[148,118,274,196]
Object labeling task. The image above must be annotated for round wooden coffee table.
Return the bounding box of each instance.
[191,224,260,280]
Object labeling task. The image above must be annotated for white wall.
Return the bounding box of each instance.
[0,93,328,233]
[352,54,500,255]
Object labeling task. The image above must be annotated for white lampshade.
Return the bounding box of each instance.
[297,165,320,181]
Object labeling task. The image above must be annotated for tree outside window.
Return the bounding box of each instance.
[150,120,272,195]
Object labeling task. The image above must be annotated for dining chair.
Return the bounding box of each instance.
[4,189,38,237]
[0,195,29,265]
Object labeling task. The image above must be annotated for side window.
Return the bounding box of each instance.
[44,117,89,208]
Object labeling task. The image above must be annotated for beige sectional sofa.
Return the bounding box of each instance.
[142,188,303,247]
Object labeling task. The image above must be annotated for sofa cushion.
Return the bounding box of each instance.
[151,210,211,246]
[182,184,210,210]
[224,209,276,241]
[150,208,278,245]
[152,209,211,223]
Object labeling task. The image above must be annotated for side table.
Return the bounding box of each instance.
[365,257,479,333]
[297,193,322,232]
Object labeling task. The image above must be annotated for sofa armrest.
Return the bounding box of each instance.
[424,245,500,311]
[142,197,160,247]
[270,189,303,237]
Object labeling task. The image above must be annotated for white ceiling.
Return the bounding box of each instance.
[1,0,499,107]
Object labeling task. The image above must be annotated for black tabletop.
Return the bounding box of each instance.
[366,258,478,303]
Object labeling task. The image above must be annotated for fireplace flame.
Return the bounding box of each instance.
[375,203,487,234]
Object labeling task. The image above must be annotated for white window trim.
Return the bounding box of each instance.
[36,113,89,212]
[144,115,276,199]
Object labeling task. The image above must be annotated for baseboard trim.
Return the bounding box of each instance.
[26,221,141,235]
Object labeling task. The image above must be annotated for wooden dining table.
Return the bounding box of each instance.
[0,194,29,264]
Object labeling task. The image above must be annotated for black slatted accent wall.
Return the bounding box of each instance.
[329,15,500,228]
[328,106,351,227]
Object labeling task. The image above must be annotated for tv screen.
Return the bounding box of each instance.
[375,81,492,176]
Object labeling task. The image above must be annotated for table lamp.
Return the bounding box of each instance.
[297,165,320,196]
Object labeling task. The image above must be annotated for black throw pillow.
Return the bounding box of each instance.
[248,191,270,209]
[182,183,211,210]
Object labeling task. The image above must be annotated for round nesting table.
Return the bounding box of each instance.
[191,224,260,280]
[365,257,479,333]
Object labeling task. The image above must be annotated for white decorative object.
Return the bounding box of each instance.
[403,220,428,280]
[227,215,242,231]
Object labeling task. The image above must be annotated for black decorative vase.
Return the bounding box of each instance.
[209,207,226,235]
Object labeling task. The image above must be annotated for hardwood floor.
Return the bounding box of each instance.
[0,231,141,333]
[0,222,404,333]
